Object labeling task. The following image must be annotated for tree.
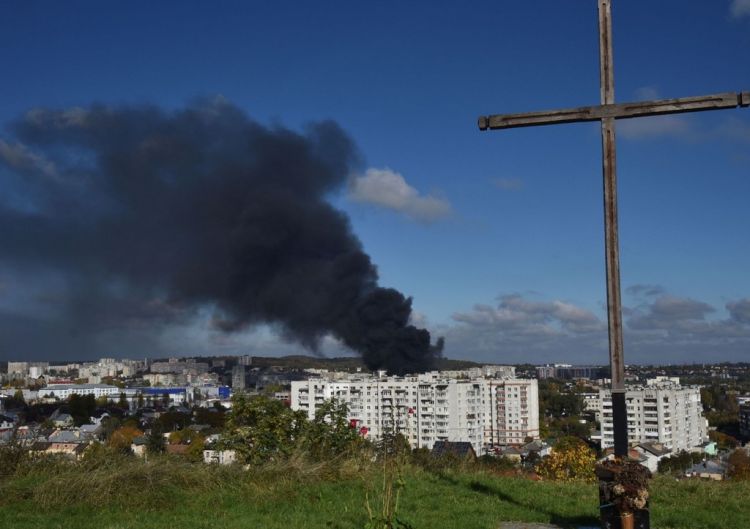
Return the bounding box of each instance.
[157,411,191,432]
[108,425,144,453]
[68,394,96,426]
[220,394,306,464]
[101,416,121,441]
[194,407,226,429]
[11,389,25,408]
[168,428,203,445]
[728,449,750,480]
[539,381,585,417]
[709,430,739,451]
[168,428,206,462]
[303,399,363,460]
[118,392,129,410]
[146,426,166,455]
[137,392,145,409]
[536,437,596,482]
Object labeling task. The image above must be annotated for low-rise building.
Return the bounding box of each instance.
[635,442,672,473]
[203,449,237,465]
[41,384,121,400]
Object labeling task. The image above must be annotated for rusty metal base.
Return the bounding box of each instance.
[599,504,650,529]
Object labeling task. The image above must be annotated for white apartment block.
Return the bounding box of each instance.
[599,379,707,452]
[41,384,121,400]
[484,379,540,448]
[291,369,538,456]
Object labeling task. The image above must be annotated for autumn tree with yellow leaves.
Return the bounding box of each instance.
[535,436,596,482]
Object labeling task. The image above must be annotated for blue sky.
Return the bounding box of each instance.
[0,0,749,364]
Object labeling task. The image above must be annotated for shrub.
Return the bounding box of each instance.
[535,437,596,482]
[728,449,750,480]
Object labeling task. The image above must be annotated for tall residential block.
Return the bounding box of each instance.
[599,378,707,452]
[291,368,538,456]
[231,365,246,391]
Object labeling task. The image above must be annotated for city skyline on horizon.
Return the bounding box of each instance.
[2,352,748,370]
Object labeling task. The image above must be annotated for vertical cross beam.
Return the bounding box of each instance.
[598,0,628,457]
[477,0,746,459]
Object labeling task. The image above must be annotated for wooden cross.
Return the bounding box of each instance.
[478,0,748,457]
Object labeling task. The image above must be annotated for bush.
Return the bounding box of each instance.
[728,449,750,480]
[535,437,596,482]
[0,437,27,480]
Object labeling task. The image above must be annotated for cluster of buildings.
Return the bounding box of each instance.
[291,367,711,458]
[0,354,727,472]
[292,366,539,456]
[5,361,52,381]
[1,359,145,385]
[535,364,605,380]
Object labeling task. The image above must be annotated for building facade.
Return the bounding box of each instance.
[231,365,246,391]
[740,403,750,438]
[535,364,604,380]
[599,379,707,452]
[41,384,121,400]
[291,369,538,456]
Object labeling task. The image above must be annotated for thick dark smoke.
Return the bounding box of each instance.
[0,99,442,374]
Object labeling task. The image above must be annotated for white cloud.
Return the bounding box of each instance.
[452,294,604,334]
[731,0,750,18]
[0,139,58,179]
[348,167,452,222]
[627,295,715,330]
[618,115,692,140]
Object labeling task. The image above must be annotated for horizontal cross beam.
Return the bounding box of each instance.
[478,91,749,131]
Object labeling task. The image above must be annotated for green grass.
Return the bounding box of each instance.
[0,456,748,529]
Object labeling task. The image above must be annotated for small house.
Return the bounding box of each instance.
[431,441,477,460]
[635,442,672,473]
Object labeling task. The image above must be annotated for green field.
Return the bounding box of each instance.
[1,455,748,529]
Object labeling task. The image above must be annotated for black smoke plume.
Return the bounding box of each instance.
[0,99,442,374]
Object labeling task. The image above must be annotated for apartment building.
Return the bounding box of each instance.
[599,378,707,452]
[291,369,538,456]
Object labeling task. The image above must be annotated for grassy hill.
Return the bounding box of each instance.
[1,454,747,529]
